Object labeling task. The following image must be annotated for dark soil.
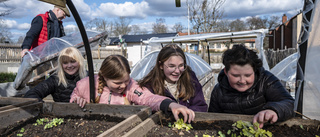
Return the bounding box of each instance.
[146,118,320,137]
[3,114,125,137]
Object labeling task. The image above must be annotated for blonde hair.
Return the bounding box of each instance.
[95,55,130,103]
[57,47,86,87]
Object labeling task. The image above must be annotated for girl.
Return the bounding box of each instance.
[138,44,208,112]
[70,55,194,123]
[24,47,87,102]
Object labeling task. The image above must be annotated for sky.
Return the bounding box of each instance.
[0,0,304,42]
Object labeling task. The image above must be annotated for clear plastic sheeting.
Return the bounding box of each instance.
[13,30,106,90]
[270,52,298,83]
[130,50,212,81]
[297,0,320,120]
[143,29,269,70]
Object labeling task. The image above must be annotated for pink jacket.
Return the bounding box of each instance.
[70,75,169,111]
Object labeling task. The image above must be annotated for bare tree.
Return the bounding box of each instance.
[17,36,25,44]
[172,22,184,33]
[85,18,114,35]
[113,16,132,36]
[152,18,167,34]
[229,19,247,31]
[267,15,280,29]
[246,16,268,30]
[131,24,141,35]
[215,19,230,32]
[0,20,12,43]
[188,0,225,33]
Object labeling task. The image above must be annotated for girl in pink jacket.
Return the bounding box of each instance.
[70,55,194,123]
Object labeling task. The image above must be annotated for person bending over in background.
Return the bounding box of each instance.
[24,47,87,102]
[208,44,294,128]
[138,44,208,112]
[70,54,195,123]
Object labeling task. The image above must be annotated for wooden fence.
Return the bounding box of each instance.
[0,43,21,63]
[264,48,297,69]
[0,43,123,63]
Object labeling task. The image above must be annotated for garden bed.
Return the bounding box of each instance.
[124,112,320,137]
[0,97,37,111]
[0,101,152,136]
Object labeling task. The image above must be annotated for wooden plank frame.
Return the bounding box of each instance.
[0,102,152,136]
[123,111,320,137]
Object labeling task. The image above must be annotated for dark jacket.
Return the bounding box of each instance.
[146,70,208,112]
[24,73,81,102]
[208,67,294,121]
[21,10,65,50]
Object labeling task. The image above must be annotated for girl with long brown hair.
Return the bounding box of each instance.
[138,44,208,112]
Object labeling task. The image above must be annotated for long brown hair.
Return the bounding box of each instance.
[95,55,130,103]
[138,44,194,101]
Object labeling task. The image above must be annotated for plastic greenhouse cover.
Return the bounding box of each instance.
[270,52,298,83]
[130,50,212,81]
[13,30,106,90]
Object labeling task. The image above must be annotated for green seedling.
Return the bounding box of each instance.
[33,118,49,126]
[230,120,272,137]
[44,118,64,129]
[16,128,25,136]
[171,118,193,131]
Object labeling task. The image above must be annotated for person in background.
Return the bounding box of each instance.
[138,44,208,112]
[24,47,87,102]
[20,5,70,58]
[70,55,195,123]
[208,44,294,128]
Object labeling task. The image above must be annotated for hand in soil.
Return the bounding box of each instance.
[169,103,195,123]
[253,109,278,128]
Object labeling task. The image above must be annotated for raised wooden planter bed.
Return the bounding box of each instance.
[0,97,38,111]
[0,101,151,136]
[123,111,320,137]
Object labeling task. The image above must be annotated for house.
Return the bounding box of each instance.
[107,33,178,66]
[268,13,303,50]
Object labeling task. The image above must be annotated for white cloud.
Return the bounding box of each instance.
[17,23,30,30]
[1,20,18,29]
[222,0,303,18]
[96,1,149,18]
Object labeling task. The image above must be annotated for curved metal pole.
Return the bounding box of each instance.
[66,0,95,103]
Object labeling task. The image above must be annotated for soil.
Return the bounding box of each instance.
[3,114,125,137]
[146,118,320,137]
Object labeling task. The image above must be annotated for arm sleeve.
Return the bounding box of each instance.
[208,84,223,113]
[262,75,295,121]
[21,16,43,50]
[127,86,172,112]
[69,78,90,103]
[24,76,56,102]
[188,76,208,112]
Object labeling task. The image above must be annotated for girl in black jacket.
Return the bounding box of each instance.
[208,44,294,128]
[24,47,87,102]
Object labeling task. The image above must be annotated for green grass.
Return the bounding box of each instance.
[0,72,16,83]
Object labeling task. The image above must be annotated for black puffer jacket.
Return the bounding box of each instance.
[208,67,294,121]
[24,73,81,102]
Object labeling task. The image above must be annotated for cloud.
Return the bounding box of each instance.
[17,23,30,30]
[95,1,150,18]
[0,19,18,29]
[222,0,303,18]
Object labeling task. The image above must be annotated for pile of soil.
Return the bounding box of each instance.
[3,114,125,137]
[146,118,320,137]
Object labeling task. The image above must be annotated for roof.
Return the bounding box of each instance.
[108,33,178,45]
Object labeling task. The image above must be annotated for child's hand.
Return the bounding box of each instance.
[73,97,88,108]
[253,109,278,128]
[169,103,195,123]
